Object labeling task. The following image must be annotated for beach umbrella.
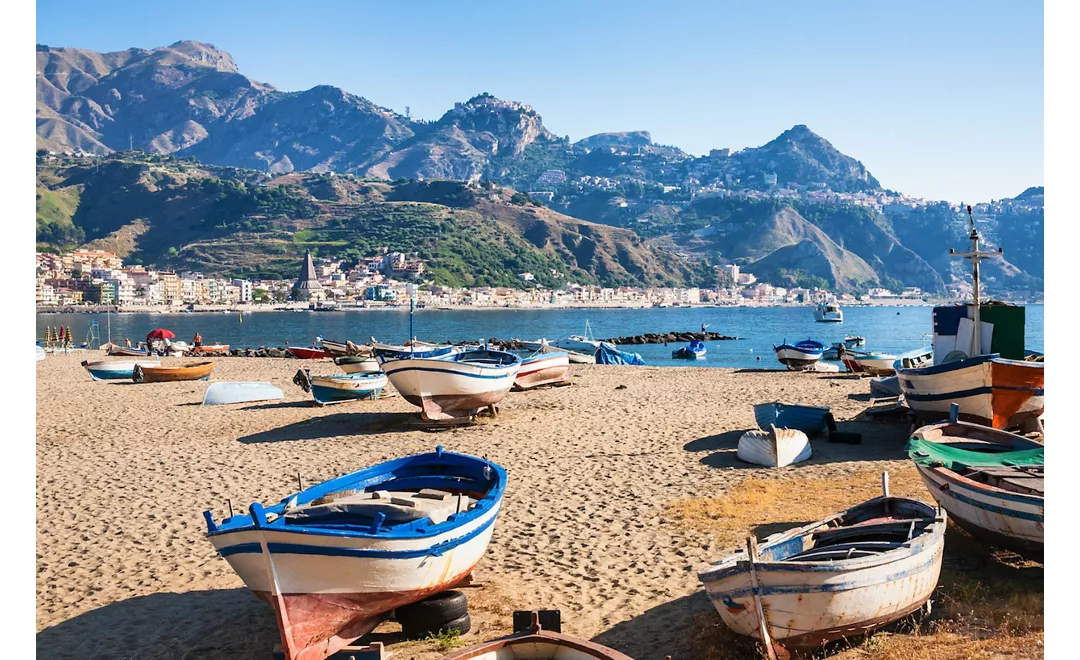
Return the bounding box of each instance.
[146,328,176,340]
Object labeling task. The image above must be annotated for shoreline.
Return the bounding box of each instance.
[35,298,1041,315]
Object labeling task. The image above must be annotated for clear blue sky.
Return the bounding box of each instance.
[36,0,1042,201]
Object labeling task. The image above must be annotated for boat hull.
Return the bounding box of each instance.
[191,345,229,354]
[913,464,1042,558]
[336,357,381,374]
[753,402,831,434]
[513,353,570,390]
[841,353,897,376]
[135,362,215,383]
[773,347,823,369]
[203,382,285,405]
[106,343,151,357]
[439,628,634,660]
[383,355,520,419]
[309,374,387,406]
[288,347,335,360]
[564,350,595,364]
[737,428,811,467]
[897,355,1044,429]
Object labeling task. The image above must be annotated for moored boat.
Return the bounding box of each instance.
[293,370,388,406]
[813,300,843,322]
[334,355,382,374]
[133,361,215,383]
[908,421,1043,559]
[550,320,614,355]
[287,346,335,360]
[672,339,706,360]
[699,475,945,653]
[896,208,1043,430]
[838,346,898,376]
[202,381,285,405]
[753,401,831,434]
[510,349,570,390]
[203,448,506,660]
[439,611,632,660]
[893,345,933,371]
[844,335,866,347]
[383,349,521,420]
[737,425,812,467]
[772,339,825,369]
[82,358,161,381]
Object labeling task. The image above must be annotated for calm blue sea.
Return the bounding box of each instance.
[36,305,1043,369]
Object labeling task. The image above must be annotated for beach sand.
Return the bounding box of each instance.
[35,354,955,658]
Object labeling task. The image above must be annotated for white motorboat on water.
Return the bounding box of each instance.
[813,300,843,323]
[550,321,614,355]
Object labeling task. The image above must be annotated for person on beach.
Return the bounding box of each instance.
[124,338,131,348]
[193,332,203,348]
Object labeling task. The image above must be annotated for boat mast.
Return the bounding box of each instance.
[949,205,1002,356]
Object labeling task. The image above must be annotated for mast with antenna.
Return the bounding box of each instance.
[948,205,1003,356]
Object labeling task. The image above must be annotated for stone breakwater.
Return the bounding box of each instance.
[597,331,739,345]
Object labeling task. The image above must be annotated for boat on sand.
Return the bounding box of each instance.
[383,349,521,420]
[202,382,284,405]
[133,361,215,383]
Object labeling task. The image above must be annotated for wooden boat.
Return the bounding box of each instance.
[892,346,932,371]
[672,339,706,360]
[105,342,150,357]
[521,339,595,365]
[699,475,945,653]
[204,448,507,660]
[335,355,382,374]
[191,344,229,354]
[82,358,161,381]
[510,349,570,390]
[838,346,898,376]
[737,425,812,467]
[287,346,335,360]
[293,370,388,406]
[383,349,521,420]
[133,361,215,383]
[897,213,1043,430]
[439,611,632,660]
[202,382,284,405]
[753,401,831,434]
[316,338,351,356]
[908,421,1043,558]
[772,339,825,369]
[372,341,463,366]
[844,335,866,347]
[813,301,843,322]
[551,321,614,355]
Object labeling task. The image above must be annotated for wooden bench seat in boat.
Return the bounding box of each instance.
[811,518,927,545]
[966,466,1044,496]
[285,488,474,526]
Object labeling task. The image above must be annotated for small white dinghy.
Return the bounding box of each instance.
[737,425,812,468]
[699,473,945,655]
[202,382,285,406]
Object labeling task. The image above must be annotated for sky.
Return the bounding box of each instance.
[35,0,1043,202]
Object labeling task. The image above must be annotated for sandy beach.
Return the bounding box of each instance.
[36,354,1040,660]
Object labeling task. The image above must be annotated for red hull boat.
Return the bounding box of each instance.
[287,346,334,360]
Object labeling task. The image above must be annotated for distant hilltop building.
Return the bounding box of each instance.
[291,252,325,301]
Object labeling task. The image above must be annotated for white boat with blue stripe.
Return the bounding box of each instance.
[81,358,161,381]
[772,339,825,370]
[204,447,506,660]
[383,349,521,420]
[908,421,1043,559]
[371,339,464,366]
[699,474,945,653]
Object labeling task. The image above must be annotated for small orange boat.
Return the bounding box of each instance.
[133,361,215,383]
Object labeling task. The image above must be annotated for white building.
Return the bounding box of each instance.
[232,279,253,302]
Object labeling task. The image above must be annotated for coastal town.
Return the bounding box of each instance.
[36,247,957,313]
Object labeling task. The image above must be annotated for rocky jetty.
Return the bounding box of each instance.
[598,331,738,345]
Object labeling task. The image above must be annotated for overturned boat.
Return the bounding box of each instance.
[204,448,507,660]
[699,474,945,654]
[202,381,284,405]
[753,401,831,435]
[737,425,812,468]
[908,421,1043,559]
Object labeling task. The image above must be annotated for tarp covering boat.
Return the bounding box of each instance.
[594,343,645,365]
[907,438,1044,470]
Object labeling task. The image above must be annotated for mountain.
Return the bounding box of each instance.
[35,152,699,288]
[728,125,880,192]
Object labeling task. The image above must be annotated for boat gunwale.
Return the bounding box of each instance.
[205,450,508,542]
[438,628,634,660]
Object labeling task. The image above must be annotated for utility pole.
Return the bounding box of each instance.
[949,205,1002,356]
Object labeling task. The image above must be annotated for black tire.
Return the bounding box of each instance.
[395,590,468,629]
[403,612,471,639]
[132,365,144,383]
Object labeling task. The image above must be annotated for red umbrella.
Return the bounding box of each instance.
[146,328,176,340]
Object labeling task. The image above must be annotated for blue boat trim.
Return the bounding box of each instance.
[919,466,1044,507]
[382,366,514,380]
[941,488,1044,522]
[218,542,262,557]
[900,353,1042,377]
[904,386,1044,402]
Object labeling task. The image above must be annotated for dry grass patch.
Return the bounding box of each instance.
[666,466,928,545]
[828,630,1043,660]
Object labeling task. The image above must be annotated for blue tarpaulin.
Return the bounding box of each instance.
[595,343,645,365]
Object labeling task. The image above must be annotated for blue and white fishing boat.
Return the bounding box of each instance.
[204,447,506,660]
[908,421,1043,559]
[753,401,832,434]
[383,349,522,420]
[371,339,464,366]
[202,381,285,405]
[892,346,932,371]
[772,339,825,370]
[294,370,388,406]
[81,358,161,381]
[672,340,706,360]
[699,474,945,654]
[897,209,1043,430]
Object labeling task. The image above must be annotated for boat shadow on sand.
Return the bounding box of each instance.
[684,420,911,468]
[37,587,279,660]
[237,411,418,443]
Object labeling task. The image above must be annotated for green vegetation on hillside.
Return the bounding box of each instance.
[36,186,84,246]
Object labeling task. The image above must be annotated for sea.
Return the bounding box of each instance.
[37,304,1044,370]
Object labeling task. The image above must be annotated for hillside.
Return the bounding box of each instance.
[34,153,698,288]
